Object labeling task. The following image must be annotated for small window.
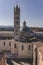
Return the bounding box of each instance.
[22,45,24,50]
[9,42,11,46]
[35,48,37,52]
[14,44,16,48]
[28,45,30,50]
[16,29,18,32]
[16,21,18,24]
[16,33,17,35]
[42,58,43,60]
[16,17,19,19]
[4,42,5,46]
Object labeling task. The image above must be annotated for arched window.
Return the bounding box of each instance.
[14,44,16,48]
[9,42,11,46]
[28,45,30,50]
[15,17,19,20]
[16,33,18,35]
[16,21,18,24]
[3,42,5,46]
[16,29,18,32]
[22,45,24,50]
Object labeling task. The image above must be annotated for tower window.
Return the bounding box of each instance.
[14,44,16,48]
[22,45,24,50]
[15,11,19,15]
[15,17,19,19]
[16,21,18,24]
[9,42,11,46]
[28,45,30,50]
[3,42,5,46]
[16,29,18,32]
[16,33,17,35]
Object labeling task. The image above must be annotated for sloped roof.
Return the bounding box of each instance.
[35,42,43,47]
[21,26,31,32]
[34,42,43,55]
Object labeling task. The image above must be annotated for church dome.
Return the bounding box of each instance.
[20,21,32,38]
[21,26,30,32]
[21,21,31,32]
[20,21,34,42]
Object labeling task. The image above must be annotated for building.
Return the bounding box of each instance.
[33,42,43,65]
[0,51,6,65]
[0,39,33,59]
[0,3,43,65]
[0,4,32,59]
[0,4,34,59]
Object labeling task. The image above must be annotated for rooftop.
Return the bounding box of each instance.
[34,42,43,55]
[34,42,43,47]
[0,51,5,61]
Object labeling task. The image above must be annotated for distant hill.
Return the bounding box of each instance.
[31,27,43,32]
[0,26,14,31]
[0,26,43,32]
[0,25,14,28]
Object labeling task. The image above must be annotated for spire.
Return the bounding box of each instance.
[15,0,20,11]
[16,0,18,5]
[16,0,19,7]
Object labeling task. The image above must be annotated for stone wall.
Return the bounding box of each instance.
[0,40,33,59]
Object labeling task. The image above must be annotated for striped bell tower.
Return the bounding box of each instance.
[14,4,20,41]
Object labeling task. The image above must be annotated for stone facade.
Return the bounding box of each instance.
[0,39,33,59]
[0,3,43,65]
[0,52,6,65]
[33,42,43,65]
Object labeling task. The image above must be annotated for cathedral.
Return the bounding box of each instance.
[14,4,36,42]
[0,4,33,59]
[0,4,43,65]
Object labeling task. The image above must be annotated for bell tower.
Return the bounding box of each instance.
[14,4,20,41]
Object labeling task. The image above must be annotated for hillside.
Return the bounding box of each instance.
[0,26,43,32]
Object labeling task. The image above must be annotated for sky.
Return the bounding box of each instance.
[0,0,43,27]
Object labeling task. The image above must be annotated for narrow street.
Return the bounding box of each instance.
[6,58,32,65]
